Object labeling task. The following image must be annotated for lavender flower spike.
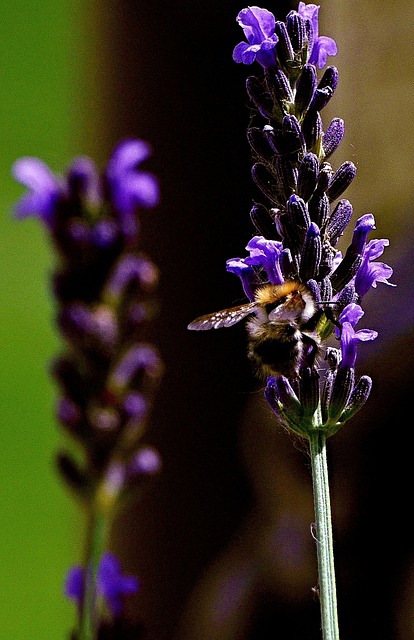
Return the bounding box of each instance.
[298,2,338,69]
[13,139,163,636]
[233,6,278,69]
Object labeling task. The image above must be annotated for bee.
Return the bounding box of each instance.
[188,280,326,379]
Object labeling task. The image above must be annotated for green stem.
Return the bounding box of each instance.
[78,504,109,640]
[308,430,339,640]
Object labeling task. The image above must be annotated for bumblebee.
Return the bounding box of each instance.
[188,280,326,379]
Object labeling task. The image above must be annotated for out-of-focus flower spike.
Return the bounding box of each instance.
[322,117,345,159]
[297,152,319,202]
[295,64,317,116]
[106,139,160,241]
[326,160,357,202]
[325,199,353,246]
[300,222,322,281]
[128,446,162,478]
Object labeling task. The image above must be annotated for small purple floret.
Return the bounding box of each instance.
[12,157,61,225]
[65,552,139,617]
[298,2,337,69]
[337,304,378,367]
[233,6,278,69]
[354,239,395,298]
[106,139,160,240]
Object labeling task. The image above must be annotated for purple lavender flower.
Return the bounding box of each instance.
[106,139,160,239]
[218,1,393,433]
[298,2,338,69]
[226,235,285,299]
[12,138,160,241]
[354,238,395,298]
[233,6,278,69]
[65,552,139,617]
[14,140,163,636]
[12,157,61,225]
[336,303,378,367]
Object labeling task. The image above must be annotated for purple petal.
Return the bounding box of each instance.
[232,41,251,64]
[298,2,319,36]
[244,235,284,284]
[64,565,84,602]
[110,344,161,389]
[12,157,61,224]
[129,447,162,476]
[125,172,160,208]
[236,6,276,42]
[98,552,139,617]
[340,320,377,368]
[311,36,338,69]
[226,258,256,301]
[108,139,151,174]
[338,303,364,328]
[354,238,395,297]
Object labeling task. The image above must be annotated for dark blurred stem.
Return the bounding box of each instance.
[308,431,339,640]
[79,502,109,640]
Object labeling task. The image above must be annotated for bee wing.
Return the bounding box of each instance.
[188,301,259,330]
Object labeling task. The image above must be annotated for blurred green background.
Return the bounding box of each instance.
[0,3,87,637]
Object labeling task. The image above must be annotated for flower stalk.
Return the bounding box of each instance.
[189,2,394,638]
[309,430,338,640]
